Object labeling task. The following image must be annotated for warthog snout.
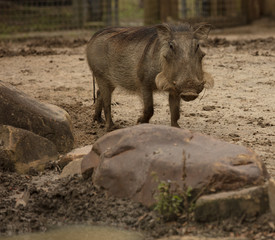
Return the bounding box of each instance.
[180,92,199,101]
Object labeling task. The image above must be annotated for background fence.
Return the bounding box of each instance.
[0,0,275,34]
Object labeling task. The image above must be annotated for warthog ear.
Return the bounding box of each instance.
[204,72,214,89]
[193,23,213,40]
[155,72,175,91]
[157,24,173,42]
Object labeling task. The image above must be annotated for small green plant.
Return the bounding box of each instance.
[152,172,196,222]
[154,180,184,221]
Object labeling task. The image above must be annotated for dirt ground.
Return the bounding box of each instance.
[0,18,275,239]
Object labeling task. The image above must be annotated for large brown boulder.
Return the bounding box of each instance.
[82,124,268,207]
[0,81,74,153]
[0,125,58,174]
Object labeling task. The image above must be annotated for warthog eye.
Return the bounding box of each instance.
[195,44,200,53]
[169,41,174,51]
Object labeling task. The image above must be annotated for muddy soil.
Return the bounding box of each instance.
[0,19,275,239]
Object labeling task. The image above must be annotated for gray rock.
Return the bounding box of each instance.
[157,236,247,240]
[83,124,268,206]
[81,147,100,179]
[60,158,82,178]
[60,145,92,178]
[61,145,92,164]
[0,81,74,153]
[195,184,269,221]
[268,178,275,216]
[0,125,58,174]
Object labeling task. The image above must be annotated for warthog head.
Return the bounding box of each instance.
[155,23,214,101]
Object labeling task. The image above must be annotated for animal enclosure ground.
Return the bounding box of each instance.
[0,19,275,239]
[1,19,274,177]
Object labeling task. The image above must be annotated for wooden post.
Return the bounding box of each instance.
[263,0,275,17]
[217,0,226,16]
[114,0,119,26]
[244,0,260,22]
[160,0,179,22]
[103,0,112,26]
[73,0,84,27]
[83,0,88,23]
[211,0,218,17]
[224,0,235,17]
[144,0,160,25]
[171,0,179,20]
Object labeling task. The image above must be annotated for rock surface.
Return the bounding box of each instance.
[268,178,275,216]
[81,146,100,179]
[157,237,247,240]
[61,145,92,165]
[195,184,269,222]
[0,81,74,153]
[60,145,92,178]
[83,124,268,206]
[157,237,248,240]
[60,159,82,178]
[0,125,58,173]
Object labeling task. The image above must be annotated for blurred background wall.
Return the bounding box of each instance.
[0,0,274,34]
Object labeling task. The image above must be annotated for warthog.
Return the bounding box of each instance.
[86,23,214,131]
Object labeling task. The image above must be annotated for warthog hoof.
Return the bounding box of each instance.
[93,115,105,124]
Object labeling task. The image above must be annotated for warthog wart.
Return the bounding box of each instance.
[86,23,214,131]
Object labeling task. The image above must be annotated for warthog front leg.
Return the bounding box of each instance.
[169,93,181,128]
[137,86,154,124]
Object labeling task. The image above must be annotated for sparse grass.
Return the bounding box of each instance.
[152,172,196,222]
[154,180,185,221]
